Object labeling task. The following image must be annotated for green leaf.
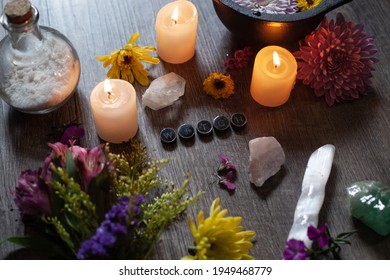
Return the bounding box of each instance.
[64,212,81,235]
[65,151,78,181]
[88,166,113,220]
[336,230,358,240]
[334,239,352,245]
[4,236,71,259]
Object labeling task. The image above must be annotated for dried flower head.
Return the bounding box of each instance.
[294,13,378,106]
[96,33,160,86]
[297,0,323,11]
[203,72,235,99]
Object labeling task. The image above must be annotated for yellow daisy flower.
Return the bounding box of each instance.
[96,33,160,86]
[182,198,256,260]
[297,0,323,11]
[203,72,235,99]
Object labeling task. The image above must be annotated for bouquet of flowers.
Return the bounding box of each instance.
[3,126,200,259]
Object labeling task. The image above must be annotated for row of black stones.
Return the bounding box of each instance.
[160,113,247,144]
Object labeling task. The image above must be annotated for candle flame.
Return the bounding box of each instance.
[104,79,112,93]
[171,6,179,25]
[273,51,280,69]
[103,78,113,101]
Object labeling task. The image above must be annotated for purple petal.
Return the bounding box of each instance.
[307,224,330,249]
[60,125,85,145]
[225,170,236,182]
[222,179,236,191]
[283,239,307,260]
[14,169,52,217]
[307,225,321,241]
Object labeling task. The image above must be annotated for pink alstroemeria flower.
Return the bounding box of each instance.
[70,144,106,191]
[14,169,52,217]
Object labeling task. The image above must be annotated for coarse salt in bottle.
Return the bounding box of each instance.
[0,0,80,114]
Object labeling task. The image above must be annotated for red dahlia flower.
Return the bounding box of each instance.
[294,13,378,106]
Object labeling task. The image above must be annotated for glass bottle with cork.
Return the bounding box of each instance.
[0,0,80,114]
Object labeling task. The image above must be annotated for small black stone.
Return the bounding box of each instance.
[178,124,195,139]
[213,115,230,131]
[231,113,247,129]
[160,128,177,144]
[196,120,213,135]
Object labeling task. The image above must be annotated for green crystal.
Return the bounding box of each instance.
[347,181,390,236]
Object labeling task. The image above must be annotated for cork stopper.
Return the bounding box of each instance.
[4,0,32,24]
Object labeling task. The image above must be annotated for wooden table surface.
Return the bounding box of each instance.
[1,0,389,260]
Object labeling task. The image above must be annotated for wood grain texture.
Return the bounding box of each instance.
[0,0,389,260]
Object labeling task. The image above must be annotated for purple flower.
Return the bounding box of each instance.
[283,239,307,260]
[295,13,378,106]
[45,142,109,192]
[47,142,69,166]
[308,223,331,249]
[233,50,249,68]
[220,170,236,191]
[76,240,107,258]
[224,57,237,70]
[218,153,236,171]
[242,46,253,58]
[40,142,70,182]
[60,125,85,145]
[14,169,52,217]
[130,194,145,226]
[77,195,144,259]
[224,47,253,70]
[70,144,106,191]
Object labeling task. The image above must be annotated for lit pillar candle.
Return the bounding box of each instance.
[90,79,138,143]
[155,0,198,64]
[250,46,297,107]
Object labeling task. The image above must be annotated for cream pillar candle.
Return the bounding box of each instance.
[90,79,138,143]
[155,0,198,64]
[250,46,297,107]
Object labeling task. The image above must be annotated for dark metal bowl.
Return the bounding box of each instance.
[212,0,352,47]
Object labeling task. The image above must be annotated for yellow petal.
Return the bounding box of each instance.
[128,32,140,45]
[124,69,135,84]
[96,55,109,61]
[134,76,148,86]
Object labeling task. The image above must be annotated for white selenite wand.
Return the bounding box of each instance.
[287,144,336,248]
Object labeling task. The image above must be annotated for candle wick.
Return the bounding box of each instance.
[172,19,177,25]
[107,91,112,100]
